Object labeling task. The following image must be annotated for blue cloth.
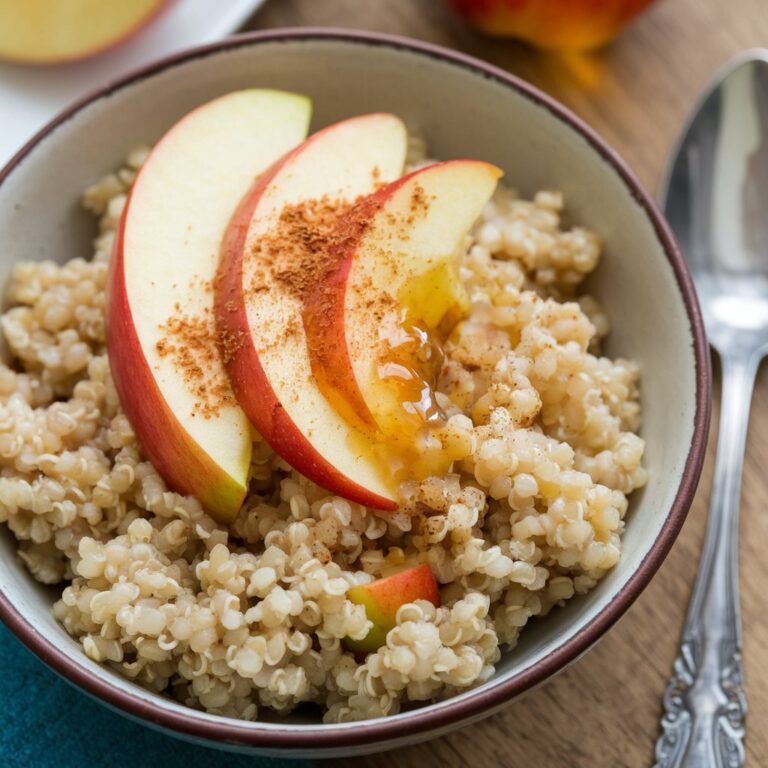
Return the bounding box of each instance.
[0,621,311,768]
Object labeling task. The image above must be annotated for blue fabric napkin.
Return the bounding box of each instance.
[0,622,311,768]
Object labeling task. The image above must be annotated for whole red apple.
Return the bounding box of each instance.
[450,0,658,51]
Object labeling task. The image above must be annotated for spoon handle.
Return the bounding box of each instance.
[654,353,755,768]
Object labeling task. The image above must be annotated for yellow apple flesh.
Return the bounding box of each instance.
[0,0,170,64]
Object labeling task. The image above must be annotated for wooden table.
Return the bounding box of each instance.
[248,2,768,765]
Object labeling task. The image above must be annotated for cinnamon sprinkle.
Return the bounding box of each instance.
[245,167,409,305]
[155,286,237,420]
[153,170,436,425]
[246,195,360,301]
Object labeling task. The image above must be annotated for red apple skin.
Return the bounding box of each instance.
[106,209,246,521]
[344,564,441,653]
[450,0,657,50]
[0,0,175,65]
[214,136,399,512]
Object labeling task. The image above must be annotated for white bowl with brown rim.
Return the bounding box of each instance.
[0,29,710,758]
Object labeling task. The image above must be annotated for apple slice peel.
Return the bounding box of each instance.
[215,113,408,511]
[107,89,312,522]
[303,159,502,457]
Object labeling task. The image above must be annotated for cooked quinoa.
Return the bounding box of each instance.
[0,140,646,723]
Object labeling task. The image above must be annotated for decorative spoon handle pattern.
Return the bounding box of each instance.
[654,355,754,768]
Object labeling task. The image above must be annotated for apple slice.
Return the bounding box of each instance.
[0,0,170,64]
[303,160,501,453]
[107,89,312,522]
[215,113,407,511]
[344,564,441,653]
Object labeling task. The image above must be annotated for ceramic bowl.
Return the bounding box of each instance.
[0,29,710,758]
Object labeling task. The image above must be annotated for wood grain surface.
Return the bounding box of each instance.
[247,2,768,766]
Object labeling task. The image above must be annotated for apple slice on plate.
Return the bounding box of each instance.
[107,89,311,522]
[215,113,407,510]
[303,160,501,458]
[0,0,170,64]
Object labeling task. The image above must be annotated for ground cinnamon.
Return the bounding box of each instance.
[153,172,437,428]
[155,295,236,419]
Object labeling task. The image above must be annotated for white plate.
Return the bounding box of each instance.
[0,0,266,166]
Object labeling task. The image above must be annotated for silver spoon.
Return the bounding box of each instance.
[654,49,768,767]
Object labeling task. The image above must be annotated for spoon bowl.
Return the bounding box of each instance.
[663,49,768,356]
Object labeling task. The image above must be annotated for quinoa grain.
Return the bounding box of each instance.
[1,146,645,723]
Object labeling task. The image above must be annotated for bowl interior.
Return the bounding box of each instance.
[0,35,699,747]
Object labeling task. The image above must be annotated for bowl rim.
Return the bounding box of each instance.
[0,27,711,750]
